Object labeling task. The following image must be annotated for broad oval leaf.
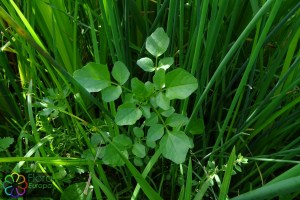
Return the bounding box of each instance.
[112,61,130,85]
[145,112,158,126]
[113,134,132,150]
[161,107,175,117]
[141,105,151,118]
[165,68,198,99]
[102,144,128,166]
[101,85,122,102]
[137,57,155,72]
[156,92,170,110]
[133,127,144,138]
[132,143,146,158]
[165,113,189,128]
[147,124,164,142]
[115,103,142,126]
[73,62,110,92]
[160,131,193,164]
[146,27,169,57]
[131,78,149,100]
[158,57,174,70]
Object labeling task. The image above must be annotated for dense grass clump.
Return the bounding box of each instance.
[0,0,299,199]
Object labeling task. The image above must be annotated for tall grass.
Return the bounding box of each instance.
[0,0,299,199]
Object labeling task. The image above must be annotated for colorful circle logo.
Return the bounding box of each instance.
[3,172,28,198]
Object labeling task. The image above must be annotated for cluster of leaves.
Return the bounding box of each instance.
[73,28,198,165]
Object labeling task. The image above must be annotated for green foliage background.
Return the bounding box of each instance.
[0,0,299,199]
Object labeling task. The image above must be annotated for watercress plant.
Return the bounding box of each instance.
[73,27,198,165]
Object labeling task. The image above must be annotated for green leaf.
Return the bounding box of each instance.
[115,103,143,126]
[137,57,155,72]
[160,131,192,164]
[141,105,151,118]
[160,107,175,117]
[147,124,164,143]
[165,113,189,128]
[146,140,156,148]
[60,182,91,200]
[150,96,158,108]
[145,113,158,126]
[219,147,236,200]
[91,133,103,147]
[156,92,170,110]
[102,144,128,166]
[113,134,132,150]
[0,137,14,152]
[146,27,169,57]
[158,57,174,70]
[112,61,130,85]
[73,62,110,92]
[101,85,122,102]
[145,81,155,96]
[153,69,165,89]
[132,143,146,158]
[165,68,198,99]
[131,78,148,100]
[133,127,144,138]
[134,157,144,166]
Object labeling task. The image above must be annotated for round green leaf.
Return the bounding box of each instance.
[156,92,170,110]
[160,107,175,117]
[132,143,146,158]
[165,68,198,99]
[111,61,130,85]
[158,57,174,70]
[113,134,132,150]
[160,131,193,164]
[73,62,110,92]
[137,57,155,72]
[141,105,151,118]
[134,157,144,166]
[102,144,128,166]
[146,27,169,57]
[165,113,189,128]
[112,61,130,85]
[133,127,144,138]
[115,103,143,126]
[147,124,164,142]
[101,85,122,102]
[145,112,158,126]
[131,77,148,100]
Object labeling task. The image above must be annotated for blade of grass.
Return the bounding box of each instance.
[185,0,276,132]
[231,175,300,200]
[219,147,236,200]
[184,158,193,200]
[211,0,282,158]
